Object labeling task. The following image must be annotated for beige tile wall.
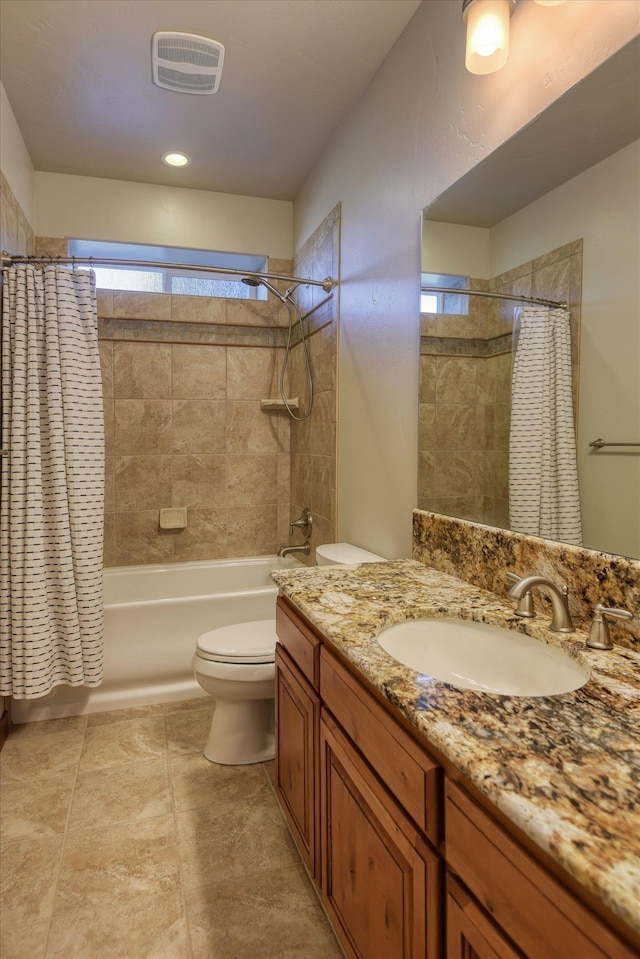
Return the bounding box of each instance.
[288,205,340,564]
[98,268,294,566]
[0,171,34,258]
[418,241,582,529]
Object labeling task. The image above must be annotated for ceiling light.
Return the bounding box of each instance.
[462,0,515,75]
[161,151,191,168]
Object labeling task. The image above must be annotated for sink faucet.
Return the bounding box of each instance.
[508,576,574,633]
[277,542,311,558]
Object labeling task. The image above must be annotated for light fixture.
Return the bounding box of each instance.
[161,151,191,168]
[462,0,516,75]
[534,1,566,5]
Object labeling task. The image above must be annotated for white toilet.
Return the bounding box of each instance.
[193,543,386,765]
[192,620,278,765]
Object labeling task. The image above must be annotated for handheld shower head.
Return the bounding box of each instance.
[241,275,286,302]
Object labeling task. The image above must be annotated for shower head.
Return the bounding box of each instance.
[241,275,286,302]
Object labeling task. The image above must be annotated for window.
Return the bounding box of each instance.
[420,272,469,315]
[68,239,269,299]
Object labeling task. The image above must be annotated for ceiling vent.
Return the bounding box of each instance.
[152,31,225,95]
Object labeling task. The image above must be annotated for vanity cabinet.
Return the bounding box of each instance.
[274,595,640,959]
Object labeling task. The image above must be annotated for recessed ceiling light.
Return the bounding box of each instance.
[161,151,191,167]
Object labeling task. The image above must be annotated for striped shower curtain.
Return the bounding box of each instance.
[509,306,582,545]
[0,265,105,698]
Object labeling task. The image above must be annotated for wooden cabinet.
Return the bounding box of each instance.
[446,877,522,959]
[274,596,640,959]
[321,710,441,959]
[274,643,320,878]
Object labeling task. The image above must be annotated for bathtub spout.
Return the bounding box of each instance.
[277,542,311,558]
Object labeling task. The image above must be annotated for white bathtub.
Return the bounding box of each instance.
[12,554,302,724]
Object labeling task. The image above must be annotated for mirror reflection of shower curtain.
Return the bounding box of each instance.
[509,306,582,545]
[0,265,105,698]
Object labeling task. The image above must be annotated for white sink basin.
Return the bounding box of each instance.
[377,618,589,697]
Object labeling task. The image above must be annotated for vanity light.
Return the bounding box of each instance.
[462,0,515,75]
[161,151,191,168]
[534,1,566,5]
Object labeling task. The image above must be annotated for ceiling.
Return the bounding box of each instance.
[0,0,421,200]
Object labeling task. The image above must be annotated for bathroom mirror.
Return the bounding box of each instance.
[420,37,640,560]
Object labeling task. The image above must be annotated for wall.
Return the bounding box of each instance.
[289,204,341,563]
[34,172,293,260]
[95,276,293,566]
[293,0,639,560]
[0,81,34,230]
[490,141,640,557]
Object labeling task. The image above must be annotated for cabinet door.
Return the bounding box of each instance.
[275,644,320,878]
[321,711,441,959]
[447,877,522,959]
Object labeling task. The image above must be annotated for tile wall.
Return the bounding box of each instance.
[0,172,34,257]
[96,266,294,566]
[288,204,340,563]
[419,241,582,528]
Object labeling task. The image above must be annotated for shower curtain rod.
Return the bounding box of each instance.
[0,251,336,292]
[425,285,567,310]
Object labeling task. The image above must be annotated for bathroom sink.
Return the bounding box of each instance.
[377,618,589,696]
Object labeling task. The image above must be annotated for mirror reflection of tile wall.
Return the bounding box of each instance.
[419,241,582,528]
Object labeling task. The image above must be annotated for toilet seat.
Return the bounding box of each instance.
[196,620,277,664]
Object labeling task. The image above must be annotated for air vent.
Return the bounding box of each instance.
[152,31,225,95]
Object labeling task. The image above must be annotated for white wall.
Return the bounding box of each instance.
[490,141,640,557]
[294,0,640,559]
[422,221,490,280]
[35,172,293,259]
[0,81,35,226]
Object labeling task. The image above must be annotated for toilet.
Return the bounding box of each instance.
[193,543,386,765]
[192,620,278,765]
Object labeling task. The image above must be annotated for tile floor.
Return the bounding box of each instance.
[0,698,344,959]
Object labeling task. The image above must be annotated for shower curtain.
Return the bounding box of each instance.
[509,306,582,545]
[0,265,105,698]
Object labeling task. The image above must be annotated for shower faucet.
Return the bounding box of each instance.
[289,508,312,539]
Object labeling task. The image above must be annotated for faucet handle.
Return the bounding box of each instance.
[289,508,312,538]
[506,572,535,619]
[587,604,634,650]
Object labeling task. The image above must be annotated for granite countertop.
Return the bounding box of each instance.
[271,559,640,938]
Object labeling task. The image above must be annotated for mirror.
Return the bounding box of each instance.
[420,37,640,560]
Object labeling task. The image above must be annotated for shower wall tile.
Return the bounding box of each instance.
[96,289,113,317]
[99,341,114,397]
[226,401,279,453]
[172,344,227,400]
[114,400,173,454]
[227,454,278,508]
[226,347,281,400]
[115,512,174,566]
[114,456,172,511]
[103,513,116,567]
[1,172,34,257]
[171,509,227,562]
[172,400,227,454]
[104,457,115,513]
[113,291,172,321]
[226,297,281,327]
[171,294,226,324]
[113,342,172,398]
[172,455,227,509]
[227,506,278,557]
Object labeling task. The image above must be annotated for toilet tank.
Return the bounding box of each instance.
[315,543,386,566]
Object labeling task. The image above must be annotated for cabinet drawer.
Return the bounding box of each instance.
[276,596,321,689]
[321,647,441,846]
[446,781,637,959]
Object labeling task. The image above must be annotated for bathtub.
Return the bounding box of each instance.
[11,554,302,724]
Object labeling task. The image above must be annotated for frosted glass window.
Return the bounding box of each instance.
[170,276,251,298]
[92,268,164,292]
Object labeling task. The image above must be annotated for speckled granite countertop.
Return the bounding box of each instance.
[271,559,640,938]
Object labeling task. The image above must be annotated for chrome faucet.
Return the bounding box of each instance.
[508,576,574,633]
[277,542,311,558]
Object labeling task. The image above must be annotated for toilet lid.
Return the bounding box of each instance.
[196,620,277,664]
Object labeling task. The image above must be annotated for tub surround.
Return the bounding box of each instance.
[271,558,640,941]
